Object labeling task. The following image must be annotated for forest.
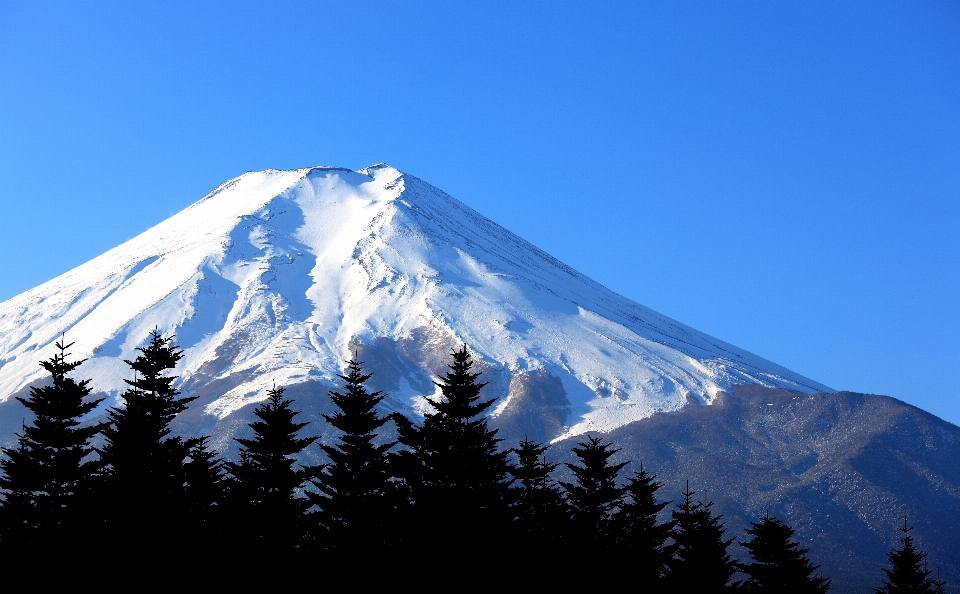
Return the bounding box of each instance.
[0,330,946,591]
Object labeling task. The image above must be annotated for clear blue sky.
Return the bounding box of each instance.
[1,1,958,424]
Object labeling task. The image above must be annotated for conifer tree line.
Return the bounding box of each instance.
[0,330,948,590]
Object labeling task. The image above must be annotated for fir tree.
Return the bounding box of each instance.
[310,356,398,555]
[559,435,627,552]
[0,339,104,557]
[511,437,569,549]
[614,464,674,581]
[97,329,206,561]
[227,383,317,558]
[394,344,514,560]
[875,516,944,594]
[0,432,37,547]
[739,512,830,593]
[183,435,228,545]
[666,482,737,591]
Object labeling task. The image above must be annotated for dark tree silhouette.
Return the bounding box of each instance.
[227,383,317,558]
[739,512,830,593]
[98,329,210,561]
[394,344,514,560]
[560,435,627,552]
[615,464,674,581]
[667,482,737,591]
[0,339,105,558]
[310,356,398,555]
[511,437,569,549]
[183,435,228,543]
[875,516,945,594]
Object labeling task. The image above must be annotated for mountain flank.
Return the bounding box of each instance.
[554,385,960,591]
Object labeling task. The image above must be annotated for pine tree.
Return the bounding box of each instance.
[739,512,830,593]
[559,435,627,552]
[310,356,398,555]
[0,432,37,547]
[666,482,737,591]
[394,344,514,561]
[0,339,104,557]
[614,464,674,581]
[97,329,207,561]
[182,435,228,545]
[511,437,569,549]
[226,383,317,559]
[875,516,944,594]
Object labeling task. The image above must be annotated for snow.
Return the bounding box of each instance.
[0,164,832,440]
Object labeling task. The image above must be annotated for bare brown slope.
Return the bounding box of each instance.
[546,385,960,592]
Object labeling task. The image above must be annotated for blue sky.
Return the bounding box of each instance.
[1,1,958,424]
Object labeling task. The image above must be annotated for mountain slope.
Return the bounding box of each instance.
[582,385,960,592]
[0,164,828,442]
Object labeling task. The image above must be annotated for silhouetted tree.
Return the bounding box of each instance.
[394,345,514,561]
[310,356,398,555]
[98,330,205,561]
[739,512,830,593]
[512,437,569,549]
[227,384,317,558]
[666,482,737,591]
[0,339,105,558]
[0,432,36,548]
[183,435,228,543]
[615,464,674,581]
[560,435,626,553]
[875,516,944,594]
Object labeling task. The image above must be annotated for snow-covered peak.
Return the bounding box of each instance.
[0,165,831,442]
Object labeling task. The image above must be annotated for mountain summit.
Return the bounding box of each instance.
[0,164,829,441]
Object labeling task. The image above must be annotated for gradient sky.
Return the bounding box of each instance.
[1,1,958,424]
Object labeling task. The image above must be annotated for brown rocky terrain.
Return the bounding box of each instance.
[544,385,960,592]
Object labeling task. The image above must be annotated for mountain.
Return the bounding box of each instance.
[0,164,956,590]
[0,164,827,443]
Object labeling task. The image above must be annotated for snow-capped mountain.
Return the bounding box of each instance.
[0,164,830,441]
[4,164,958,593]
